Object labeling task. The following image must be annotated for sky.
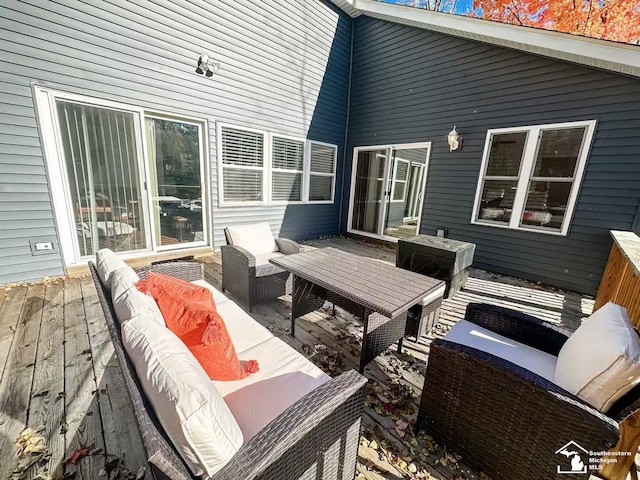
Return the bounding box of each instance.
[381,0,476,15]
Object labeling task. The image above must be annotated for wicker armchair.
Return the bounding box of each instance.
[89,260,368,480]
[221,226,304,312]
[416,303,640,480]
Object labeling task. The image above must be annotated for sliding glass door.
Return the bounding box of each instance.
[349,143,430,241]
[37,88,208,266]
[56,101,149,257]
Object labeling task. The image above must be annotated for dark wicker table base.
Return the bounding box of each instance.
[291,275,408,373]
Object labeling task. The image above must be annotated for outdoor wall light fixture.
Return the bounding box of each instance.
[447,126,462,151]
[195,54,221,77]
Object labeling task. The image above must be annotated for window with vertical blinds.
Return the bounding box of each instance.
[220,126,265,203]
[217,124,338,205]
[307,142,336,202]
[271,136,304,202]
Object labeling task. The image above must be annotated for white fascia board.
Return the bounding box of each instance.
[336,0,640,78]
[328,0,361,17]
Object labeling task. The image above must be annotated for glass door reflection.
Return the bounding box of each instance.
[146,117,206,247]
[383,147,429,239]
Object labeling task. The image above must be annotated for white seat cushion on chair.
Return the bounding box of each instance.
[421,283,446,306]
[96,249,138,290]
[444,319,558,382]
[555,302,640,412]
[214,337,331,441]
[111,270,165,326]
[254,252,283,266]
[122,315,244,477]
[226,223,277,256]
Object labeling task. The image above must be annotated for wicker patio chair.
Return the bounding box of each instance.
[221,225,304,312]
[416,303,640,480]
[89,260,368,480]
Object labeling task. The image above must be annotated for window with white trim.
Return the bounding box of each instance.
[306,141,337,203]
[220,125,265,204]
[271,136,304,203]
[218,124,338,206]
[473,120,597,236]
[391,158,409,202]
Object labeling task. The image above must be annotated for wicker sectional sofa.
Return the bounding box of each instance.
[90,252,367,480]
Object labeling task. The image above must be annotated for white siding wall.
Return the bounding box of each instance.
[0,0,352,283]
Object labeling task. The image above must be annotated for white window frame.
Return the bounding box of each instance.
[216,122,269,207]
[390,158,410,203]
[471,119,597,237]
[217,124,338,207]
[270,133,306,205]
[34,86,211,267]
[144,113,210,252]
[304,140,338,204]
[347,142,431,243]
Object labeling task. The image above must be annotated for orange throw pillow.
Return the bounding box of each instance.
[137,272,258,381]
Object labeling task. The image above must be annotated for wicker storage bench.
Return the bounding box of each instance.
[90,259,367,480]
[397,234,475,299]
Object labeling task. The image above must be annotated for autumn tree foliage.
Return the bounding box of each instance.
[472,0,640,44]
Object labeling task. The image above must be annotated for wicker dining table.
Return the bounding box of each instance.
[270,247,444,373]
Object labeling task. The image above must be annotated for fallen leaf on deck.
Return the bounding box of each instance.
[65,447,89,465]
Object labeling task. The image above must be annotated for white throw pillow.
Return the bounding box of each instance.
[111,270,164,326]
[96,249,138,290]
[122,315,243,477]
[226,223,276,256]
[555,302,640,412]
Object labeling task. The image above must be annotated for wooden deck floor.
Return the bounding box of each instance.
[0,236,593,480]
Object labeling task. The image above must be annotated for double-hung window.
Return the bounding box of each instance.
[390,158,409,202]
[271,136,304,203]
[219,125,266,204]
[307,141,337,203]
[472,120,597,236]
[218,124,338,206]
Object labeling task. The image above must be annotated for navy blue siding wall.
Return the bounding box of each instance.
[345,16,640,294]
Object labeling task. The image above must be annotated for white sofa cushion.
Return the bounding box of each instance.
[226,223,276,256]
[111,270,164,326]
[122,315,243,477]
[96,249,138,290]
[555,302,640,412]
[214,337,331,441]
[215,298,273,355]
[190,279,273,354]
[190,279,232,306]
[444,319,557,382]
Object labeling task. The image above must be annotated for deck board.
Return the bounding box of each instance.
[0,284,45,480]
[63,278,106,478]
[27,280,65,479]
[0,236,596,480]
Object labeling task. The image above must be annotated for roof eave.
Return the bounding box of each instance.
[330,0,640,78]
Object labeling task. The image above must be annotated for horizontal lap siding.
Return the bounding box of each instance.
[346,17,640,295]
[0,0,351,283]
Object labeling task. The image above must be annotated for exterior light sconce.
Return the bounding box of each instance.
[195,54,221,77]
[447,126,461,151]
